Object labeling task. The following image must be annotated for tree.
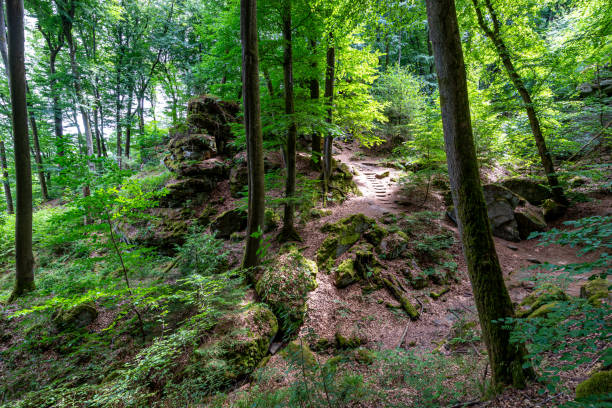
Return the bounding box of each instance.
[0,1,13,214]
[470,0,567,205]
[240,0,265,270]
[425,0,533,388]
[6,0,34,300]
[278,0,300,242]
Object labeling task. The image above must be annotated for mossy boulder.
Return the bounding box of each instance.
[164,133,215,173]
[334,259,359,288]
[310,208,332,219]
[177,157,228,180]
[575,371,612,400]
[256,247,318,335]
[53,302,98,330]
[317,214,386,270]
[378,231,409,260]
[161,178,215,208]
[188,303,277,387]
[186,95,239,155]
[281,340,317,368]
[501,178,552,205]
[335,331,367,350]
[580,278,610,305]
[542,199,567,222]
[528,301,561,318]
[517,284,568,318]
[211,208,248,239]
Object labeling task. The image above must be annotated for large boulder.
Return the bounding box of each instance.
[210,208,248,239]
[378,231,409,260]
[177,157,229,180]
[501,178,552,205]
[514,204,547,240]
[186,303,278,388]
[187,95,239,155]
[164,133,216,173]
[580,278,610,305]
[575,371,612,401]
[517,284,568,318]
[161,178,216,208]
[53,302,98,330]
[256,247,318,335]
[229,162,248,198]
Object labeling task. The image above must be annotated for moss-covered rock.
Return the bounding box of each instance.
[211,208,248,239]
[281,340,317,368]
[541,199,567,222]
[335,331,367,350]
[575,371,612,400]
[517,284,568,318]
[378,231,409,260]
[53,302,98,330]
[188,303,277,387]
[580,278,610,305]
[256,247,317,335]
[310,208,333,219]
[501,178,552,206]
[334,259,359,288]
[527,301,561,318]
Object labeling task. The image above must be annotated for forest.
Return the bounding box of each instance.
[0,0,610,406]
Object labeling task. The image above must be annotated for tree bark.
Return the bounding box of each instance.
[240,0,265,270]
[309,39,321,169]
[279,0,299,241]
[0,140,13,214]
[322,36,335,199]
[426,0,532,388]
[471,0,567,205]
[125,84,134,159]
[6,0,34,300]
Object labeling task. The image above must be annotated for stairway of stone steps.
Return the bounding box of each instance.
[360,166,395,205]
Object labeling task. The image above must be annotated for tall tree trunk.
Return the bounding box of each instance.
[6,0,34,300]
[49,53,64,157]
[93,107,102,157]
[26,82,49,200]
[115,26,123,167]
[471,0,567,205]
[309,39,321,169]
[279,0,299,242]
[240,0,265,271]
[124,84,134,159]
[426,0,533,388]
[0,1,14,213]
[322,36,335,200]
[0,140,13,214]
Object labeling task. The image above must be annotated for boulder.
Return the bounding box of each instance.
[542,199,567,222]
[335,331,367,349]
[187,95,239,155]
[210,208,248,239]
[334,259,359,288]
[580,278,610,305]
[575,371,612,400]
[256,247,317,334]
[501,178,552,205]
[177,157,228,180]
[378,231,409,260]
[514,204,547,240]
[281,340,317,368]
[517,284,568,318]
[53,302,98,330]
[187,303,277,388]
[229,162,248,198]
[164,133,215,173]
[161,178,215,208]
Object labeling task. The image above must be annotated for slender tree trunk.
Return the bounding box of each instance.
[322,36,335,200]
[49,54,64,158]
[0,140,13,214]
[279,0,299,241]
[6,0,34,300]
[125,84,134,159]
[309,39,321,169]
[471,0,567,205]
[426,0,533,388]
[93,107,102,157]
[0,2,14,213]
[240,0,265,271]
[115,26,123,167]
[25,82,49,200]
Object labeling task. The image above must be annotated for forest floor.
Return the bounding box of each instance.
[218,139,611,407]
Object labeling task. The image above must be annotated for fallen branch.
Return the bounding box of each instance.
[397,324,410,348]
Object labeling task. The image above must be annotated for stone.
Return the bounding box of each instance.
[210,208,248,239]
[229,161,248,198]
[517,284,568,318]
[256,247,317,334]
[164,133,215,173]
[334,259,359,288]
[514,204,547,240]
[335,332,367,349]
[281,340,317,368]
[542,199,567,222]
[187,303,277,389]
[53,302,98,330]
[309,208,332,219]
[187,95,239,155]
[375,171,390,179]
[580,278,610,305]
[378,231,409,260]
[161,178,215,208]
[575,371,612,400]
[507,245,519,251]
[501,178,552,205]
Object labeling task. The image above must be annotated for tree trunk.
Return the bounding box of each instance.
[309,39,321,168]
[240,0,265,271]
[125,85,134,159]
[0,140,13,214]
[322,37,335,200]
[426,0,532,388]
[6,0,34,300]
[471,0,567,205]
[279,0,299,241]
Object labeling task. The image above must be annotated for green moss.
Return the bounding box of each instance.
[382,277,419,320]
[335,332,366,350]
[576,371,612,400]
[334,259,359,288]
[430,287,450,300]
[363,223,388,246]
[580,279,609,305]
[518,284,567,318]
[264,209,281,232]
[256,247,317,335]
[527,301,560,318]
[354,348,375,365]
[53,302,98,330]
[281,340,317,368]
